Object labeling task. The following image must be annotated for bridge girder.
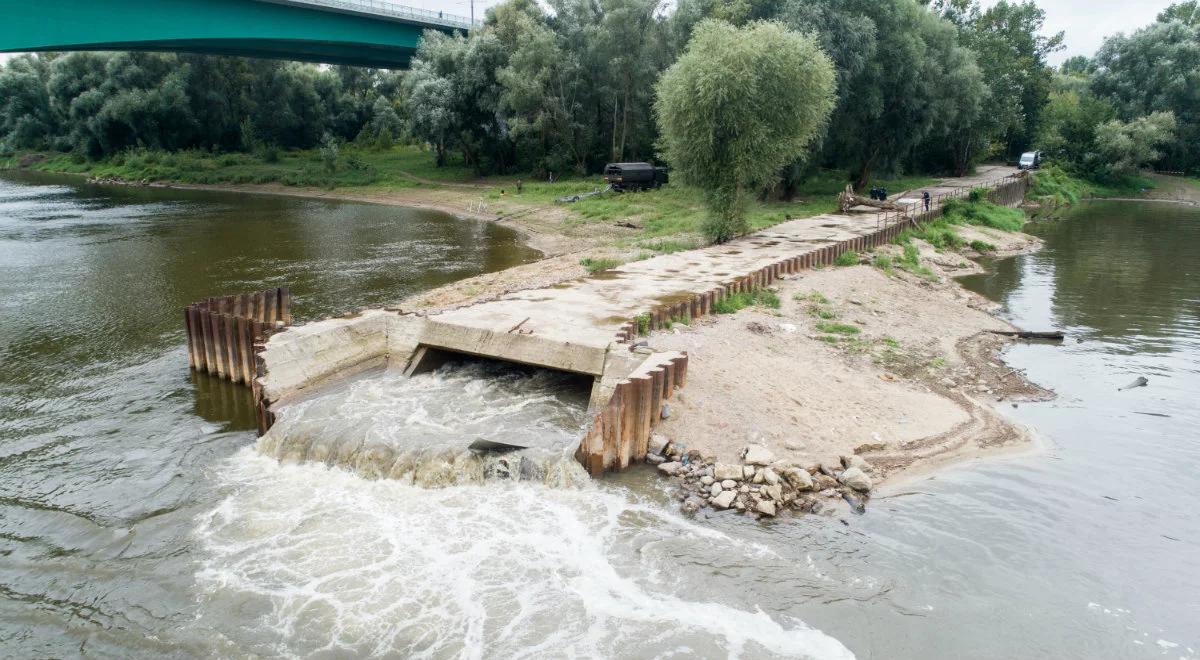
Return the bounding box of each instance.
[0,0,460,68]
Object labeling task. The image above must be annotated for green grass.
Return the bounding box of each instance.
[810,306,837,320]
[713,287,781,314]
[969,239,996,252]
[636,313,651,336]
[834,250,859,266]
[941,197,1026,232]
[579,256,623,273]
[873,253,895,276]
[796,291,829,304]
[815,321,861,335]
[1028,165,1157,206]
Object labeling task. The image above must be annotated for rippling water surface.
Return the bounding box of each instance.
[3,172,1198,659]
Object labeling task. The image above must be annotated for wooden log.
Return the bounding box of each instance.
[208,312,226,378]
[187,306,205,372]
[235,316,252,385]
[673,353,688,389]
[617,382,634,469]
[663,361,676,399]
[649,368,664,425]
[222,314,238,383]
[264,289,278,326]
[201,310,218,376]
[279,286,292,325]
[634,375,653,458]
[183,307,197,370]
[602,392,622,472]
[986,329,1065,341]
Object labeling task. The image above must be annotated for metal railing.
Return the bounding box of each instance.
[262,0,477,30]
[875,172,1030,231]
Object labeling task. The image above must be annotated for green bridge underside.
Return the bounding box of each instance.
[0,0,456,68]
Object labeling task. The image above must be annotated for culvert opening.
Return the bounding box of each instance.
[256,351,595,487]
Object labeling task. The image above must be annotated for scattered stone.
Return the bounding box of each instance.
[660,403,672,420]
[742,444,775,466]
[782,467,814,491]
[709,482,723,497]
[712,490,737,509]
[763,484,783,501]
[682,496,705,514]
[743,465,756,479]
[839,466,873,492]
[713,463,742,480]
[756,500,777,516]
[721,479,737,489]
[779,323,798,333]
[840,455,871,472]
[841,491,866,514]
[657,461,683,476]
[761,467,781,485]
[783,439,805,451]
[647,433,669,456]
[942,378,957,388]
[700,475,714,486]
[646,453,666,465]
[819,462,841,477]
[813,474,838,491]
[739,484,750,493]
[820,488,838,498]
[752,469,765,484]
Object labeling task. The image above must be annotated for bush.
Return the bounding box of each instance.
[580,256,623,273]
[834,250,859,266]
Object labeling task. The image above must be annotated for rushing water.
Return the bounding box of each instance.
[3,173,1198,659]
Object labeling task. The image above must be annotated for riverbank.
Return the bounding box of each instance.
[637,222,1053,515]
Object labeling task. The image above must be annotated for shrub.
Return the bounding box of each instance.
[579,257,623,273]
[834,250,859,266]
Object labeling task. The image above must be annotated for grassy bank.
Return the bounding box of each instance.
[1027,165,1156,206]
[3,146,938,254]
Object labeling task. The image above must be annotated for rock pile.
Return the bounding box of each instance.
[650,437,874,519]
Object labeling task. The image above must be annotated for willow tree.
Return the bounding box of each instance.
[654,20,835,243]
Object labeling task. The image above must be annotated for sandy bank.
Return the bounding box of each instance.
[645,226,1052,489]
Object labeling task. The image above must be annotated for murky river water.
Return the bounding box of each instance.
[2,173,1197,658]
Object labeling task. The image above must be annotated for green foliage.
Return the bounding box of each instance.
[655,20,836,242]
[579,256,624,273]
[815,321,861,335]
[873,253,895,275]
[1091,18,1200,174]
[712,287,781,313]
[636,313,651,336]
[834,250,859,266]
[970,239,996,252]
[319,132,340,175]
[941,197,1026,231]
[1095,112,1178,178]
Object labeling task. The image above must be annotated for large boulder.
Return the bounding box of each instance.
[712,490,737,509]
[742,444,775,466]
[756,500,777,516]
[839,466,873,492]
[657,461,683,476]
[713,463,743,481]
[782,467,814,491]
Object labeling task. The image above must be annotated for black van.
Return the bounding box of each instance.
[603,162,669,191]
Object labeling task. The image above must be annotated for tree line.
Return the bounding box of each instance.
[0,0,1195,190]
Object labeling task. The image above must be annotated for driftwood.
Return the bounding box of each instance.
[987,329,1065,341]
[838,184,898,213]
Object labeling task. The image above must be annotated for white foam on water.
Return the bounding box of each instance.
[193,451,854,659]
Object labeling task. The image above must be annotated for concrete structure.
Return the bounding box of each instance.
[0,0,474,68]
[254,168,1028,475]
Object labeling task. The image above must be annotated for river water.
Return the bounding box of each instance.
[2,174,1198,658]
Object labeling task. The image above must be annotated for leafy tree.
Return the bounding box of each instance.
[1094,112,1177,177]
[655,20,835,242]
[1091,20,1200,172]
[1159,1,1199,26]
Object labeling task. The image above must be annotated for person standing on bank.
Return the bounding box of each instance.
[922,190,931,211]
